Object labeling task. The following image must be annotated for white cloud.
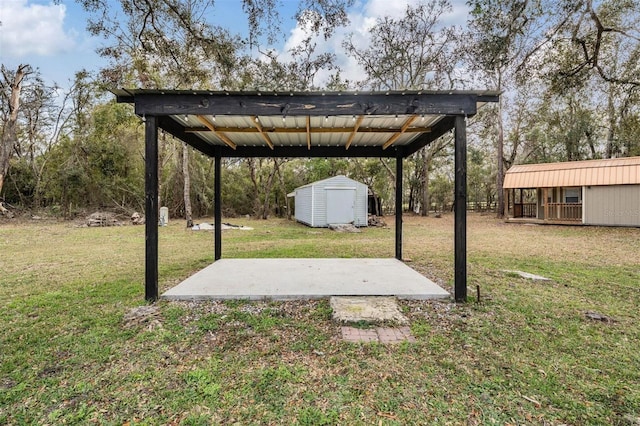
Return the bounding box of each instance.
[0,0,76,58]
[277,0,472,88]
[277,2,385,87]
[364,0,411,20]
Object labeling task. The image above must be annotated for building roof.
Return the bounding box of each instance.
[294,175,364,190]
[503,156,640,188]
[113,89,499,159]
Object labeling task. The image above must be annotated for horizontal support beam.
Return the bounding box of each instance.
[184,126,433,134]
[214,144,400,158]
[132,93,479,117]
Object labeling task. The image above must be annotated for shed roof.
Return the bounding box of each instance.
[503,156,640,188]
[294,175,364,190]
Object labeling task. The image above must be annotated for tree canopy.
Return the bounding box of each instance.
[1,0,639,219]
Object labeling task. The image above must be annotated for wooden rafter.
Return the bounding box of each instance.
[196,115,237,150]
[251,116,274,150]
[306,116,311,150]
[382,115,419,150]
[185,126,432,134]
[345,115,364,150]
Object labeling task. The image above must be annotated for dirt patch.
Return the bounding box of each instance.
[330,296,408,325]
[123,305,163,330]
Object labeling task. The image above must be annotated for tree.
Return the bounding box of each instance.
[182,143,193,227]
[543,0,640,158]
[344,0,460,216]
[0,64,32,198]
[245,35,339,91]
[79,0,244,224]
[546,0,640,88]
[466,0,549,217]
[467,0,640,217]
[344,0,460,91]
[78,0,355,222]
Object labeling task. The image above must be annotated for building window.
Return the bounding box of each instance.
[565,188,580,203]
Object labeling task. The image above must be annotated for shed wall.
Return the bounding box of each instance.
[294,175,368,227]
[353,181,368,226]
[312,184,327,226]
[294,186,314,226]
[584,184,640,227]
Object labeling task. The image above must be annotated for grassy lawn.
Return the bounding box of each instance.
[1,214,639,425]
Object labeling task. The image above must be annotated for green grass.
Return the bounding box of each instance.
[1,214,639,424]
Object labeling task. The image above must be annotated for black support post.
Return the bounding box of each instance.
[395,149,403,260]
[214,155,222,261]
[454,115,467,302]
[144,115,159,302]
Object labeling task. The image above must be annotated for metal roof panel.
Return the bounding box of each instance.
[504,156,640,188]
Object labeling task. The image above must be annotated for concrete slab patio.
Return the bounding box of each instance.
[161,258,450,301]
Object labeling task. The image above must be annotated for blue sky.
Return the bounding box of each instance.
[0,0,470,90]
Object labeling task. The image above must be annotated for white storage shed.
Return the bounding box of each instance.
[293,175,368,227]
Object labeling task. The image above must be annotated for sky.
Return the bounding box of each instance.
[0,0,471,91]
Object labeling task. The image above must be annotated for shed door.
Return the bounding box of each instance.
[326,188,355,224]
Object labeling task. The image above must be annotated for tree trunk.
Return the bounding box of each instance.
[496,94,505,218]
[420,147,430,217]
[0,64,30,196]
[246,158,260,217]
[182,143,193,227]
[605,86,617,159]
[274,159,291,220]
[260,159,278,220]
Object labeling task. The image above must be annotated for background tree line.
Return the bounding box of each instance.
[1,0,639,220]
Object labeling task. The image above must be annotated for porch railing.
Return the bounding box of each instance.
[547,202,582,221]
[514,203,537,218]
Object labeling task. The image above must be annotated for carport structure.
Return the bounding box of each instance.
[114,89,499,303]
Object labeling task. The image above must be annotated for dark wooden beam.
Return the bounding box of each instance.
[454,115,467,303]
[477,94,500,103]
[214,154,222,261]
[184,125,432,134]
[132,93,479,117]
[403,116,456,157]
[157,116,216,156]
[395,148,403,260]
[144,116,159,302]
[215,144,400,158]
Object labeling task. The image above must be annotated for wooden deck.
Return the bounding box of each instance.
[505,218,584,226]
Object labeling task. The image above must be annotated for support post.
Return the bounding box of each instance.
[214,154,222,261]
[543,187,549,221]
[395,148,403,260]
[144,115,158,302]
[454,115,467,303]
